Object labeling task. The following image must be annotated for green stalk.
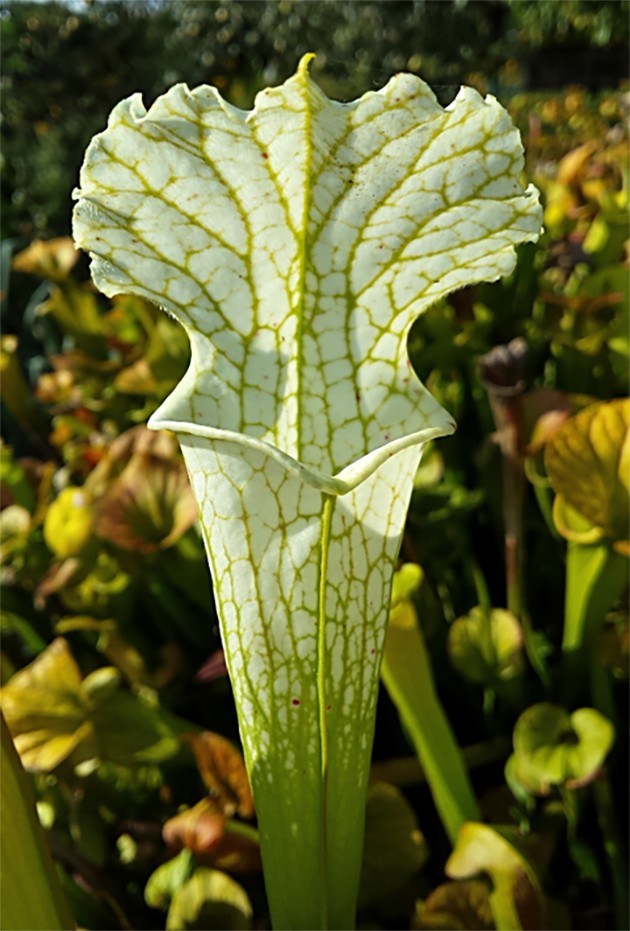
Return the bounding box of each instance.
[479,368,526,622]
[594,774,630,931]
[490,878,525,931]
[381,604,480,843]
[1,714,73,931]
[500,461,549,686]
[561,542,629,930]
[502,446,526,620]
[562,542,628,704]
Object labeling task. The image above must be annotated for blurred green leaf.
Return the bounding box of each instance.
[145,849,195,910]
[1,610,47,654]
[42,285,106,355]
[54,551,132,617]
[1,638,180,772]
[1,713,73,930]
[90,688,180,765]
[412,880,493,931]
[0,446,37,512]
[166,868,253,930]
[0,504,32,565]
[115,315,190,400]
[0,335,49,434]
[447,823,544,931]
[55,615,156,690]
[359,782,428,910]
[508,702,614,795]
[448,607,525,687]
[391,563,424,606]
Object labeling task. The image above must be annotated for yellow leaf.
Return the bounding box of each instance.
[12,237,79,282]
[43,487,95,558]
[545,398,630,551]
[182,732,254,819]
[0,639,93,771]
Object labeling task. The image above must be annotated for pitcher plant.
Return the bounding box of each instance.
[73,55,542,929]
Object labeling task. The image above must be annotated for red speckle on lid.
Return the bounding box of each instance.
[261,152,269,159]
[291,698,300,706]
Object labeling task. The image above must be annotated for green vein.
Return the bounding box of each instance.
[318,493,335,930]
[293,57,317,463]
[342,133,499,301]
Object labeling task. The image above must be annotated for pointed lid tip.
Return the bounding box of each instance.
[298,52,316,77]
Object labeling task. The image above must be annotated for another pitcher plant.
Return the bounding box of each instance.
[73,56,542,929]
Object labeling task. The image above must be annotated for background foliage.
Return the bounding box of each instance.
[1,0,629,238]
[1,2,628,929]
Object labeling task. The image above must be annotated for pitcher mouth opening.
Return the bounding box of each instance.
[148,409,455,497]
